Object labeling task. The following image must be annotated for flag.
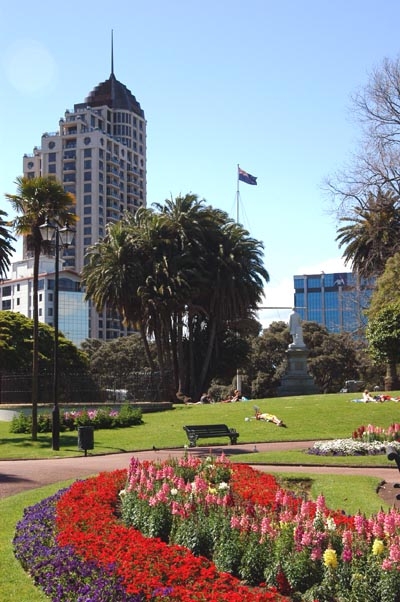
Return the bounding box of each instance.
[238,167,257,185]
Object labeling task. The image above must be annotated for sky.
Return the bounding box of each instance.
[1,0,400,328]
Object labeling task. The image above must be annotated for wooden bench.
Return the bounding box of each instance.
[183,424,239,447]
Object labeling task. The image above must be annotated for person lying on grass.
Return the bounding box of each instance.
[254,406,287,427]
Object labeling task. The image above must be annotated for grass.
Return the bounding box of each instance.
[1,391,400,460]
[1,391,399,600]
[0,481,74,602]
[276,473,387,515]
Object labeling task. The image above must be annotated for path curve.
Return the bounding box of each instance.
[1,440,400,507]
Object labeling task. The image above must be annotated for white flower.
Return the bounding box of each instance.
[308,438,399,456]
[218,482,229,491]
[326,517,336,531]
[170,488,178,496]
[119,489,127,498]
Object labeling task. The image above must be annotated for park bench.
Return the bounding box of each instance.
[183,424,239,447]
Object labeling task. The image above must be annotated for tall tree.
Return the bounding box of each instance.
[82,210,156,371]
[366,301,400,390]
[0,209,15,280]
[82,195,270,400]
[6,176,76,440]
[327,55,400,216]
[367,251,400,319]
[195,219,269,397]
[335,190,400,278]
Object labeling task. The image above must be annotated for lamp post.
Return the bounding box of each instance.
[39,219,75,451]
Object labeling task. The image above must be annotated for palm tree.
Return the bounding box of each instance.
[6,176,76,440]
[336,190,400,278]
[82,196,270,401]
[82,211,156,371]
[195,217,269,396]
[0,209,15,280]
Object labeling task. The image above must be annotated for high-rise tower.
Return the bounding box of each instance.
[22,52,146,340]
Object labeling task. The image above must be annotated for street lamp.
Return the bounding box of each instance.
[39,218,75,451]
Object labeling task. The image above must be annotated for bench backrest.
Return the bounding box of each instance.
[184,424,231,433]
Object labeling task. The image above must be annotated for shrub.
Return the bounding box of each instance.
[9,405,143,434]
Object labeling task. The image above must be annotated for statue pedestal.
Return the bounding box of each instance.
[277,347,318,397]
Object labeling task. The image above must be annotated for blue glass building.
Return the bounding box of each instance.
[293,272,375,336]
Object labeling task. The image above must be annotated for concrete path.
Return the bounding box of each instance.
[1,440,400,507]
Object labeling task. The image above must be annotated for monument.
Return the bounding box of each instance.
[277,309,319,396]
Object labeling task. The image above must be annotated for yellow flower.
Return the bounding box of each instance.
[372,538,385,555]
[323,548,338,569]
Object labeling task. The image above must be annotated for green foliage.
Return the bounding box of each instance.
[366,301,400,362]
[0,310,89,374]
[335,190,400,279]
[82,196,269,398]
[10,404,142,433]
[0,209,15,279]
[243,320,373,396]
[368,252,400,320]
[9,413,31,434]
[89,334,155,375]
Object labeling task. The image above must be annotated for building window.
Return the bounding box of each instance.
[48,293,53,302]
[84,183,92,192]
[84,148,92,156]
[48,308,53,317]
[16,298,20,305]
[84,207,91,215]
[48,164,56,173]
[84,171,92,181]
[48,152,56,162]
[84,159,92,169]
[84,195,91,204]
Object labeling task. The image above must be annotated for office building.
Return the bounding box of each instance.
[21,61,146,340]
[293,272,375,336]
[0,257,87,347]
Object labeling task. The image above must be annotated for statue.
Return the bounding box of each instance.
[288,309,305,348]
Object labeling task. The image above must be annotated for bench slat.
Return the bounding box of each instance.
[183,424,239,447]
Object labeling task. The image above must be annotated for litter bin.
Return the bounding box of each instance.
[78,426,94,456]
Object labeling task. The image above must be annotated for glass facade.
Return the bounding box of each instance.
[294,272,375,337]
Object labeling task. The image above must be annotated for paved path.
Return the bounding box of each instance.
[1,441,400,507]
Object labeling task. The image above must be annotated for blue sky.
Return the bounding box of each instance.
[1,0,400,327]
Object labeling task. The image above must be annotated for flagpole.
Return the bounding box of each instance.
[236,164,240,223]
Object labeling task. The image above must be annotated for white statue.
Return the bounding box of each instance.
[288,309,305,348]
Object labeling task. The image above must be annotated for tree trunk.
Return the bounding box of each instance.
[139,321,155,371]
[384,359,399,391]
[197,317,217,398]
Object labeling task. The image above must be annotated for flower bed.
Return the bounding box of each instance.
[10,403,142,433]
[308,423,400,456]
[13,454,400,601]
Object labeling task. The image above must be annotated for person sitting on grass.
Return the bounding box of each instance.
[362,389,375,402]
[221,389,242,403]
[254,406,287,427]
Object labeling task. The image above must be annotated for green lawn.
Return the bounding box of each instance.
[2,392,399,601]
[1,392,400,460]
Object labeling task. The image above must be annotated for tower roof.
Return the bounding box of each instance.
[81,73,145,117]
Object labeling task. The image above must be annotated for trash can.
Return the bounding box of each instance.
[78,426,94,456]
